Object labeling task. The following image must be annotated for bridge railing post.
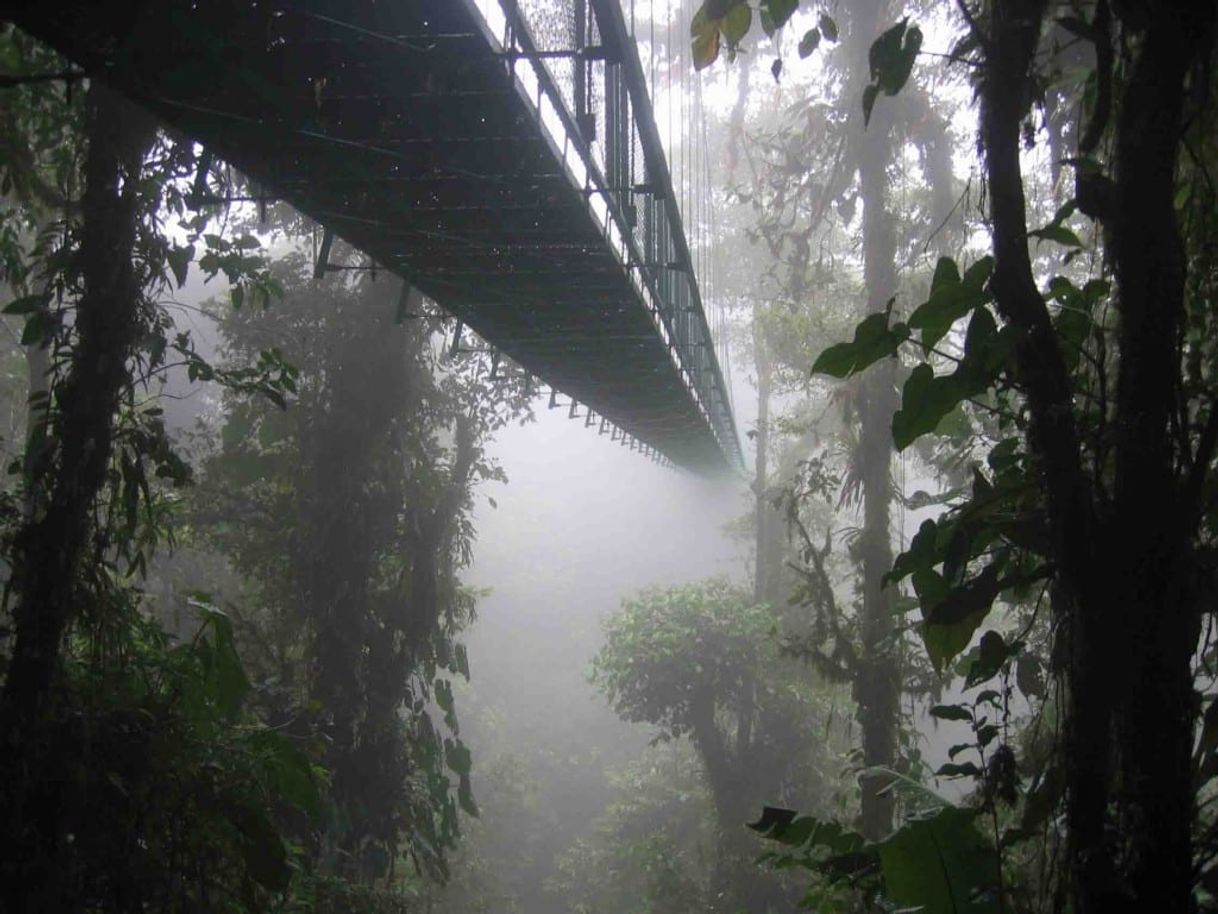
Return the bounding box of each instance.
[495,0,743,470]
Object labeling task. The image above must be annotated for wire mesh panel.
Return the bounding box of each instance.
[478,0,742,469]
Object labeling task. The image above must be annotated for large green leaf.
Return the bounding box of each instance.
[894,303,1015,450]
[190,601,250,718]
[690,8,723,70]
[869,19,922,93]
[249,730,323,818]
[753,804,996,913]
[863,20,923,125]
[1048,275,1108,367]
[750,807,867,855]
[3,292,49,315]
[892,364,965,450]
[760,0,799,31]
[166,243,194,288]
[964,629,1014,687]
[918,563,1006,672]
[929,703,973,722]
[812,311,909,378]
[908,256,994,350]
[722,2,752,43]
[879,807,998,914]
[233,803,292,892]
[798,27,821,58]
[889,518,942,584]
[20,309,57,347]
[445,741,472,777]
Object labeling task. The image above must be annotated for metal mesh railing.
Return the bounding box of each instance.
[466,0,742,469]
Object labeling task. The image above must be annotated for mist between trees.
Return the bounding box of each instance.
[0,0,1216,912]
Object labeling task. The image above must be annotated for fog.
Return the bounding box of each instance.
[445,400,745,912]
[0,0,1116,909]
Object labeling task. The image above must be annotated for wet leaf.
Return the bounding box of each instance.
[166,243,193,288]
[798,27,821,58]
[3,293,49,315]
[929,703,973,722]
[879,807,997,914]
[722,2,753,43]
[760,0,799,31]
[965,630,1010,687]
[812,310,909,378]
[863,20,922,125]
[692,23,722,70]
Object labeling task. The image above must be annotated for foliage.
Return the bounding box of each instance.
[549,744,716,914]
[4,588,325,910]
[687,0,1218,911]
[729,0,1218,909]
[593,579,776,740]
[752,800,999,913]
[592,579,850,909]
[285,875,418,914]
[0,20,510,910]
[192,251,532,887]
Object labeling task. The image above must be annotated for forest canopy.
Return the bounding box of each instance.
[0,0,1216,913]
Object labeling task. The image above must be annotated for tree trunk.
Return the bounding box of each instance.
[0,84,155,909]
[978,0,1214,909]
[851,0,900,841]
[1107,4,1211,908]
[753,320,778,607]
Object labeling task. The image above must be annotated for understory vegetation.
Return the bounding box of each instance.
[0,0,1216,912]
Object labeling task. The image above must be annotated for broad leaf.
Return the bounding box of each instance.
[879,807,998,914]
[691,9,723,70]
[923,612,989,674]
[166,243,194,288]
[812,310,909,378]
[892,364,967,450]
[919,563,1007,672]
[908,256,993,350]
[20,310,57,347]
[3,293,49,315]
[965,629,1013,687]
[722,2,752,43]
[1016,653,1046,700]
[760,0,799,31]
[445,741,472,777]
[798,27,821,58]
[1030,223,1083,247]
[863,20,923,125]
[869,20,922,93]
[929,703,973,722]
[937,761,983,778]
[888,518,942,584]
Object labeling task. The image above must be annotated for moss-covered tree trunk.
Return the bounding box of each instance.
[0,84,154,910]
[850,0,900,841]
[979,0,1215,908]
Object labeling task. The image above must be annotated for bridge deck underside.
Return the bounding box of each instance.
[6,0,734,473]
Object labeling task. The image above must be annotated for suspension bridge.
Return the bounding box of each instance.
[1,0,743,474]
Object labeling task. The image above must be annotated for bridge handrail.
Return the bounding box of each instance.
[473,0,743,470]
[589,0,741,466]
